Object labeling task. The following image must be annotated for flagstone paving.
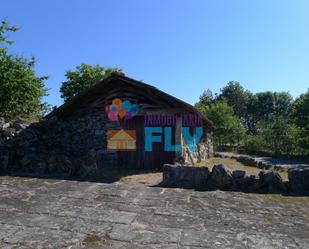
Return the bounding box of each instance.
[0,176,308,248]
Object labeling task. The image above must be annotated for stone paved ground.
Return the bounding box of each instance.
[0,176,308,249]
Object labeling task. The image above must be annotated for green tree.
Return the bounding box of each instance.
[0,19,18,51]
[293,89,309,153]
[60,64,121,102]
[199,89,214,106]
[256,116,301,155]
[246,91,293,134]
[0,20,49,117]
[274,92,293,118]
[218,81,251,120]
[197,99,246,149]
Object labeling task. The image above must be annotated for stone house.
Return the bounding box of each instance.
[5,73,213,177]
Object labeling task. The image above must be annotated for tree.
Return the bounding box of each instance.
[246,91,293,134]
[0,19,17,51]
[273,92,293,118]
[293,89,309,152]
[197,99,246,149]
[0,51,49,117]
[199,89,214,106]
[60,64,121,102]
[257,116,301,155]
[218,81,251,120]
[0,20,49,117]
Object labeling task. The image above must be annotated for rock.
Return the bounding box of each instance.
[0,117,5,125]
[259,171,286,194]
[0,137,4,145]
[0,154,8,172]
[12,118,31,130]
[288,168,309,195]
[242,174,262,192]
[2,128,16,138]
[21,155,32,167]
[238,156,257,167]
[207,164,234,190]
[163,164,210,189]
[17,152,44,173]
[232,170,246,179]
[0,122,10,130]
[48,153,75,176]
[77,149,98,178]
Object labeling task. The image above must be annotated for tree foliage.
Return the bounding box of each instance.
[0,20,49,117]
[254,116,301,155]
[60,64,121,102]
[0,19,17,51]
[218,81,251,120]
[199,89,214,106]
[197,80,307,156]
[293,89,309,152]
[196,99,246,149]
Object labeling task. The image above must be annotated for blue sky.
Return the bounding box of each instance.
[1,0,309,107]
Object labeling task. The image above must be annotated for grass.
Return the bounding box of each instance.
[83,234,101,245]
[195,157,289,181]
[96,157,289,185]
[120,172,162,185]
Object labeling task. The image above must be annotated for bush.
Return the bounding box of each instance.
[243,135,265,154]
[244,116,302,155]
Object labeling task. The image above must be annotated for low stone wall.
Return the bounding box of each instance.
[288,168,309,195]
[214,152,309,171]
[163,164,309,195]
[163,164,210,189]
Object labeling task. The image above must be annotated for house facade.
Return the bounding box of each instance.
[8,73,213,177]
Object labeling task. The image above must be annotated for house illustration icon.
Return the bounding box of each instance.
[107,129,136,151]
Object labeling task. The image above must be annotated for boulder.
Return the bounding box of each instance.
[12,118,31,130]
[232,170,246,179]
[288,168,309,195]
[2,128,16,138]
[241,174,262,192]
[1,123,10,130]
[163,164,210,189]
[259,171,286,194]
[207,164,234,190]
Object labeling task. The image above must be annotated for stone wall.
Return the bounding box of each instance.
[163,164,309,195]
[215,152,309,171]
[0,106,119,178]
[0,107,213,178]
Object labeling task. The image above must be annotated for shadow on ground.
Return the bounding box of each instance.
[1,166,163,185]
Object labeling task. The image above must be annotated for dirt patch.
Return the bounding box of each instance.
[120,172,162,185]
[98,166,162,185]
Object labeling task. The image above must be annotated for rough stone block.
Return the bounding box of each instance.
[288,168,309,195]
[163,164,209,189]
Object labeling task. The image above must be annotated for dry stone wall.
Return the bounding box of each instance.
[0,106,119,178]
[163,164,309,195]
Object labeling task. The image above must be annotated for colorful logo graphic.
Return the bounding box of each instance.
[107,129,136,151]
[105,98,140,121]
